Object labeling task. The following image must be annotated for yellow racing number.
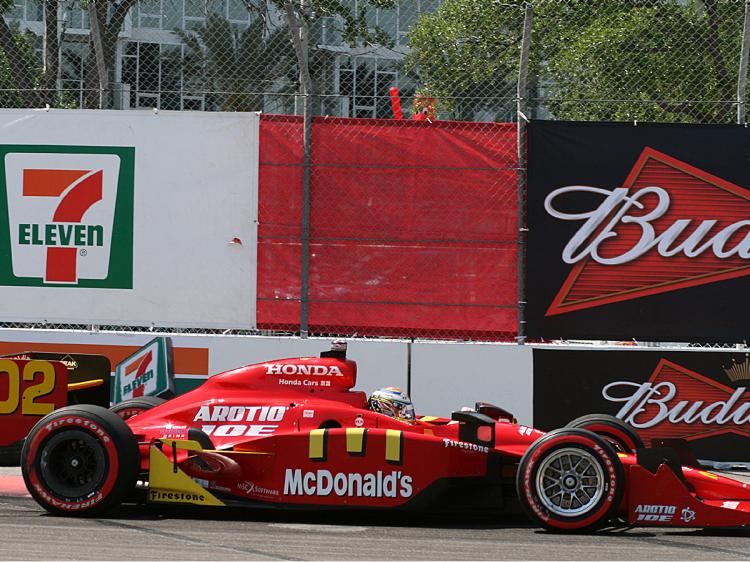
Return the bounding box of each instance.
[0,359,57,416]
[0,360,20,415]
[22,360,56,415]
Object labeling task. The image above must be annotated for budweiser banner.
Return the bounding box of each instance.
[533,348,750,461]
[527,120,750,342]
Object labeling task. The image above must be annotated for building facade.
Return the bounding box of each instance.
[5,0,441,116]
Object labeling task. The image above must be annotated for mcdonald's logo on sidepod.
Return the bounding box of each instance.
[0,145,134,287]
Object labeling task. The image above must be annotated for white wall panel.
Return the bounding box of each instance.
[0,109,258,328]
[411,342,533,425]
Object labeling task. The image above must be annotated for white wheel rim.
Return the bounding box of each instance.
[535,447,605,517]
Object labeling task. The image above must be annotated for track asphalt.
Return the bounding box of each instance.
[1,467,749,561]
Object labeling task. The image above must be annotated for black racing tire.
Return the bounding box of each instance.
[21,405,140,516]
[566,414,644,453]
[516,428,624,532]
[110,396,166,420]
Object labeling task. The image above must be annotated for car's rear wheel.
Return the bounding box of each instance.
[566,414,643,453]
[516,428,624,532]
[21,405,140,516]
[110,396,166,420]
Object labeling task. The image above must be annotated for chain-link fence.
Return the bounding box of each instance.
[2,0,750,344]
[7,1,744,121]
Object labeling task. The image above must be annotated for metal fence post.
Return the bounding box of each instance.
[285,0,313,337]
[301,92,312,338]
[516,3,533,345]
[738,1,750,124]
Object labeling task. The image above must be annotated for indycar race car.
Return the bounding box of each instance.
[20,342,750,531]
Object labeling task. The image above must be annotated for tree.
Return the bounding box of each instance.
[0,18,39,107]
[268,0,398,113]
[0,0,44,107]
[0,0,137,108]
[84,0,139,108]
[176,13,296,112]
[406,0,744,123]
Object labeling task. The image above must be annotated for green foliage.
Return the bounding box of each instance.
[407,0,745,123]
[0,22,41,108]
[268,0,397,48]
[176,13,296,111]
[405,0,524,119]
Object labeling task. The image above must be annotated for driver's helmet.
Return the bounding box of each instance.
[368,387,415,422]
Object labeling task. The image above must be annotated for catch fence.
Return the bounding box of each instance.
[1,0,749,345]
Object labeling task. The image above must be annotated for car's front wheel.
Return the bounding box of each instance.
[516,428,624,532]
[21,405,140,516]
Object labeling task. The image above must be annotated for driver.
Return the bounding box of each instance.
[367,387,415,422]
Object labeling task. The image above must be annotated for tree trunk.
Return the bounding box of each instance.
[87,0,109,108]
[103,0,136,108]
[40,0,59,105]
[703,0,733,120]
[0,16,40,107]
[83,35,100,109]
[283,0,312,114]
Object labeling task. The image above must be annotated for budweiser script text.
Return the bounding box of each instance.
[602,381,750,429]
[544,186,750,265]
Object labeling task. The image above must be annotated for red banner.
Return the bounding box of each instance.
[258,115,518,339]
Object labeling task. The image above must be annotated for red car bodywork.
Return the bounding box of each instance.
[129,355,539,510]
[124,353,750,527]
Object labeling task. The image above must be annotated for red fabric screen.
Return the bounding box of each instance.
[258,115,518,340]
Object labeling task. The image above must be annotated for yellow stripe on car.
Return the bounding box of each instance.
[385,429,402,463]
[309,429,327,460]
[67,378,104,391]
[699,470,719,480]
[346,428,366,454]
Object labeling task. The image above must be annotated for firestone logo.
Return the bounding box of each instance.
[0,145,134,288]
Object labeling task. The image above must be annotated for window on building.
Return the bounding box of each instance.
[8,0,42,22]
[63,0,90,30]
[60,41,86,108]
[132,0,253,32]
[26,0,42,22]
[137,0,162,29]
[339,55,398,118]
[122,40,208,110]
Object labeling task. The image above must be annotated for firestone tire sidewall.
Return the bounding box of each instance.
[517,429,624,532]
[21,405,139,516]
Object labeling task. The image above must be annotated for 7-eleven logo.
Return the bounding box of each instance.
[123,350,153,398]
[113,337,173,403]
[1,147,134,288]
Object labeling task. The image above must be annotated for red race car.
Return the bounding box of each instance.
[20,342,750,531]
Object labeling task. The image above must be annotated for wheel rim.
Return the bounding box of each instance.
[535,447,605,517]
[39,429,107,500]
